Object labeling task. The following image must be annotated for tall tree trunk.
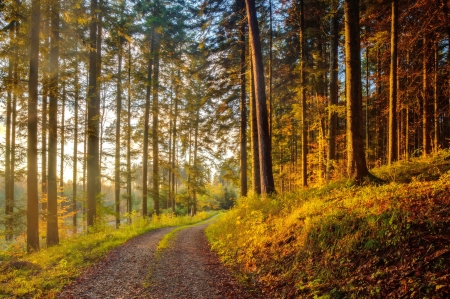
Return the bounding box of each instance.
[269,0,273,141]
[239,0,247,197]
[152,35,161,215]
[299,0,308,187]
[47,0,60,246]
[388,0,398,165]
[250,56,261,194]
[423,36,431,156]
[5,29,13,241]
[434,42,439,151]
[326,0,339,181]
[171,71,179,213]
[245,0,275,194]
[192,109,199,215]
[115,36,123,228]
[87,0,99,227]
[96,0,103,195]
[126,42,132,222]
[60,81,66,199]
[142,33,154,217]
[344,0,368,181]
[73,55,79,232]
[83,100,87,231]
[27,0,40,252]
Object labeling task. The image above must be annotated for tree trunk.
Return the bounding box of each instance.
[171,71,179,213]
[143,33,154,217]
[87,0,99,227]
[126,42,132,222]
[434,42,439,152]
[73,54,79,232]
[60,81,66,199]
[327,0,339,181]
[115,36,123,228]
[299,0,308,187]
[27,0,40,252]
[96,0,103,195]
[5,29,13,241]
[245,0,275,194]
[152,35,161,215]
[344,0,368,181]
[423,36,431,156]
[388,0,398,165]
[239,0,247,197]
[250,56,261,194]
[47,0,60,246]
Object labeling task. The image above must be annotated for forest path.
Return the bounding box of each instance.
[58,218,252,299]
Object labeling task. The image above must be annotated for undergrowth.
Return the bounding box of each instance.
[0,211,215,298]
[206,152,450,298]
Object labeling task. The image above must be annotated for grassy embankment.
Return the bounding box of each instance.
[207,150,450,298]
[0,211,215,298]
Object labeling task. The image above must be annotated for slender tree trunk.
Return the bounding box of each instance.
[152,36,161,215]
[250,56,261,194]
[269,0,273,141]
[5,31,13,241]
[27,0,40,252]
[344,0,368,181]
[87,0,99,227]
[245,0,275,194]
[60,81,66,199]
[126,42,132,222]
[47,0,60,246]
[388,0,398,165]
[192,109,199,215]
[299,0,308,187]
[171,71,179,213]
[423,36,431,156]
[73,56,79,232]
[327,0,339,181]
[83,99,87,231]
[115,37,123,228]
[143,33,154,217]
[434,42,439,152]
[96,0,103,195]
[239,0,247,197]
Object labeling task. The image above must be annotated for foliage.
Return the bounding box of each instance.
[0,211,215,298]
[206,152,450,298]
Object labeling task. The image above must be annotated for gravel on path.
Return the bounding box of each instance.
[145,222,254,299]
[58,227,175,299]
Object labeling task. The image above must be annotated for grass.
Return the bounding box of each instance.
[206,151,450,298]
[0,211,215,298]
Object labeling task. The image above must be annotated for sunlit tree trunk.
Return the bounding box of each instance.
[423,35,431,156]
[126,42,132,222]
[239,0,247,197]
[246,0,275,194]
[344,0,368,181]
[326,0,340,181]
[250,56,261,194]
[388,0,398,165]
[60,80,66,199]
[27,0,40,252]
[143,33,154,217]
[87,0,99,227]
[47,0,60,246]
[73,54,79,232]
[299,0,307,187]
[152,35,161,215]
[115,34,123,228]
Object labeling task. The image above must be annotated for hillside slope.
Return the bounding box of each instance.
[207,151,450,298]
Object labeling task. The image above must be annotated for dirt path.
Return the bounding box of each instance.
[58,221,253,299]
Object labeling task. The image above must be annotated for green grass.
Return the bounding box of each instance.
[207,152,450,298]
[0,211,215,298]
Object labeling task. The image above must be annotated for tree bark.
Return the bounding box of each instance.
[344,0,368,181]
[423,36,432,156]
[388,0,398,165]
[299,0,308,187]
[239,0,247,197]
[47,0,60,246]
[152,35,161,215]
[27,0,40,252]
[5,28,13,241]
[326,0,339,181]
[115,34,123,228]
[126,42,132,222]
[87,0,99,227]
[245,0,275,194]
[250,56,261,194]
[73,53,79,232]
[143,33,154,217]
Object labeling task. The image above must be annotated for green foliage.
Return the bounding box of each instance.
[0,211,215,298]
[207,152,450,297]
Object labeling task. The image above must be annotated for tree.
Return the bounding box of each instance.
[245,0,275,194]
[238,0,247,197]
[388,0,398,165]
[27,0,41,252]
[299,0,307,187]
[344,0,368,181]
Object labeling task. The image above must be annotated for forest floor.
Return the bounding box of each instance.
[58,218,254,299]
